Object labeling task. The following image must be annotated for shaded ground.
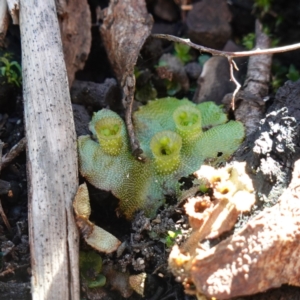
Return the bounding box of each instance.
[1,0,300,299]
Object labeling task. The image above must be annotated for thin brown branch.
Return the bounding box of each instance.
[1,137,26,169]
[152,32,284,109]
[0,198,11,232]
[152,34,300,58]
[123,75,145,161]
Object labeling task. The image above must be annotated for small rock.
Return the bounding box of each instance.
[70,79,122,110]
[193,56,235,104]
[153,0,179,22]
[186,0,232,49]
[72,104,91,137]
[184,62,202,80]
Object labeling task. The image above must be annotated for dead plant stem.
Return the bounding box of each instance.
[152,34,300,58]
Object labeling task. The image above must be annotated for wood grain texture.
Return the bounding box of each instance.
[56,0,91,87]
[19,1,79,299]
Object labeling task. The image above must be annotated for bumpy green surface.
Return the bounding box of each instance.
[78,97,245,219]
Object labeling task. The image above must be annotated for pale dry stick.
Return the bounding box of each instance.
[152,34,300,58]
[181,5,192,10]
[19,1,80,299]
[6,0,19,24]
[152,34,300,107]
[228,58,240,110]
[0,0,8,46]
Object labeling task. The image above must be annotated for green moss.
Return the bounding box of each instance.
[79,251,106,288]
[78,98,245,219]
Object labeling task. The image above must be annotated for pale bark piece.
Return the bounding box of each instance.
[7,0,19,24]
[100,0,153,157]
[182,163,255,254]
[0,0,8,46]
[19,1,79,299]
[85,225,121,254]
[171,159,300,299]
[73,183,121,254]
[57,0,92,87]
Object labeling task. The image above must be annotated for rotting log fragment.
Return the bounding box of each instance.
[169,159,300,299]
[169,80,300,299]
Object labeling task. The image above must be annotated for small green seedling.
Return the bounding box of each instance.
[242,33,256,50]
[0,54,22,87]
[164,230,182,248]
[79,251,106,288]
[286,64,300,82]
[174,43,192,64]
[254,0,273,16]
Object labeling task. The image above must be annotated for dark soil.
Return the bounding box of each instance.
[2,0,300,299]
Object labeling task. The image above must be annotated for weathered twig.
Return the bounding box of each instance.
[228,58,240,110]
[1,137,26,169]
[0,198,11,232]
[123,74,145,160]
[152,33,300,107]
[152,33,300,58]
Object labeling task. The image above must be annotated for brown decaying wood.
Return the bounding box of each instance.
[1,137,26,169]
[56,0,91,87]
[100,0,153,158]
[19,1,79,299]
[187,158,300,299]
